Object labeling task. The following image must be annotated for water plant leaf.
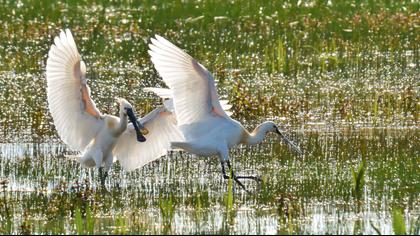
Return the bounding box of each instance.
[352,160,366,199]
[392,208,406,235]
[74,208,84,235]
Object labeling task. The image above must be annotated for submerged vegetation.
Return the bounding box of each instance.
[0,0,418,234]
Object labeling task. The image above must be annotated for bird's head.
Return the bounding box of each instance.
[260,121,279,133]
[262,121,302,155]
[116,98,133,115]
[115,98,149,142]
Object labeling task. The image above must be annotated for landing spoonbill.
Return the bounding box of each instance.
[46,29,181,184]
[148,35,302,190]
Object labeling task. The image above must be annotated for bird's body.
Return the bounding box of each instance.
[174,116,291,161]
[79,114,127,169]
[147,35,302,190]
[174,118,244,157]
[46,29,181,184]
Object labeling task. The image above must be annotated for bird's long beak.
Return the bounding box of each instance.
[126,108,147,142]
[276,128,302,155]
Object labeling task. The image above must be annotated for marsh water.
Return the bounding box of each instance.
[0,1,419,235]
[0,127,419,234]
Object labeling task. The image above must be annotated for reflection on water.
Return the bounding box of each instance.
[0,127,418,234]
[0,0,418,234]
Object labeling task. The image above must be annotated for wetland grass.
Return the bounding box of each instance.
[351,159,366,200]
[392,207,407,235]
[0,0,418,234]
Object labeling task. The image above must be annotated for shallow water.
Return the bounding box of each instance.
[0,127,418,234]
[0,0,419,234]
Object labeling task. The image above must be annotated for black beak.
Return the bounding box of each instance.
[126,108,146,142]
[276,127,302,155]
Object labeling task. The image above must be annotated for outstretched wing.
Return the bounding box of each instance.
[46,29,103,151]
[113,103,184,171]
[148,35,230,126]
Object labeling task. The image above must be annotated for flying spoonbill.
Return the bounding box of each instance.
[148,35,302,190]
[46,29,181,184]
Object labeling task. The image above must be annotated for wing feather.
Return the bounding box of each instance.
[114,105,184,170]
[46,29,103,151]
[148,35,230,126]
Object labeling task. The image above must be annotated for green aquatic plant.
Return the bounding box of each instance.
[0,187,13,235]
[159,195,175,234]
[225,175,234,213]
[74,207,83,235]
[0,0,419,234]
[409,216,420,235]
[19,209,31,235]
[85,205,94,235]
[113,214,128,235]
[74,205,95,235]
[276,193,301,223]
[223,171,237,227]
[392,207,406,235]
[352,159,366,200]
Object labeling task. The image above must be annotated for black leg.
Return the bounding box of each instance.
[220,161,260,192]
[99,167,107,187]
[221,161,230,179]
[221,161,246,190]
[226,161,262,182]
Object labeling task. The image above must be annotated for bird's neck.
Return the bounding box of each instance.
[114,111,128,136]
[245,124,268,146]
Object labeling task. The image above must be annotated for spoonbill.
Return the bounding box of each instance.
[148,35,302,190]
[46,29,181,184]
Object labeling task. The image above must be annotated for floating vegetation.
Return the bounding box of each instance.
[0,0,419,234]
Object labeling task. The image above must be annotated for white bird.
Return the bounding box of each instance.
[148,35,302,190]
[46,29,182,185]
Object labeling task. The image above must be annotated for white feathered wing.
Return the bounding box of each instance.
[113,100,184,171]
[46,29,103,151]
[148,35,231,126]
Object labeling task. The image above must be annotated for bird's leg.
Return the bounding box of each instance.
[221,161,247,191]
[226,161,262,182]
[98,167,107,187]
[221,161,230,179]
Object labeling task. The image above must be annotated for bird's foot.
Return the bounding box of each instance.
[223,174,253,193]
[223,174,261,182]
[221,161,261,193]
[235,175,262,182]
